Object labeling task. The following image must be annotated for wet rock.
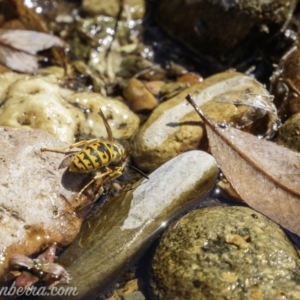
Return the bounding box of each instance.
[271,45,300,117]
[65,92,140,140]
[144,81,165,97]
[0,72,28,101]
[123,78,159,112]
[216,178,243,203]
[108,279,144,300]
[137,67,168,81]
[160,82,190,102]
[155,0,297,63]
[274,113,300,152]
[45,150,218,300]
[0,74,78,143]
[0,72,139,143]
[289,96,300,116]
[74,14,144,78]
[119,56,167,81]
[165,62,188,78]
[123,291,145,300]
[151,206,300,300]
[82,0,145,20]
[132,70,276,172]
[177,72,203,85]
[107,279,141,300]
[0,127,103,280]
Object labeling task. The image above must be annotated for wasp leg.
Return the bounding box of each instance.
[41,139,100,154]
[103,167,123,182]
[75,168,115,200]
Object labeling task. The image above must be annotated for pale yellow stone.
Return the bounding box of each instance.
[132,70,275,171]
[82,0,145,19]
[0,72,139,143]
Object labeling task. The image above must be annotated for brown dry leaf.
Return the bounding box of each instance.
[187,94,300,236]
[0,29,66,73]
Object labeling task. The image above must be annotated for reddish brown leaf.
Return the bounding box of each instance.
[187,94,300,236]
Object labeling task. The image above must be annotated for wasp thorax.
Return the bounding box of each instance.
[112,143,126,162]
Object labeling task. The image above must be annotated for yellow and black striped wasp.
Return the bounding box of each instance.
[41,109,143,200]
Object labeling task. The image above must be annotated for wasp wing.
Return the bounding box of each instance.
[58,154,75,169]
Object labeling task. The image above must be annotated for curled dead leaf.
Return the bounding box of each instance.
[187,94,300,236]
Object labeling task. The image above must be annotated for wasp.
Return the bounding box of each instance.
[41,109,132,200]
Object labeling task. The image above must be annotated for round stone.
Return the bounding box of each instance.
[274,113,300,152]
[151,206,300,299]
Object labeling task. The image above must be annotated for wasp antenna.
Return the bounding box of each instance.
[98,109,114,143]
[128,165,149,179]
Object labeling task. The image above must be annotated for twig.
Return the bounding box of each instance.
[186,94,205,119]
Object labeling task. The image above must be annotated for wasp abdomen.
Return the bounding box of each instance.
[69,142,124,173]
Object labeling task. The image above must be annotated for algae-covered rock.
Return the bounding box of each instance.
[151,206,300,300]
[0,72,139,143]
[274,113,300,152]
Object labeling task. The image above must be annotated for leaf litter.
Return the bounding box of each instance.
[186,94,300,236]
[0,29,66,73]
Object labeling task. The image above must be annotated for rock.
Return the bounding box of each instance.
[271,45,300,117]
[0,74,79,143]
[131,70,277,172]
[136,66,167,81]
[144,81,165,97]
[107,279,141,300]
[0,72,139,143]
[123,78,158,112]
[165,62,188,78]
[274,113,300,152]
[160,82,190,102]
[151,206,300,300]
[289,96,300,116]
[0,72,30,102]
[177,72,203,85]
[65,92,140,140]
[0,127,103,280]
[43,150,218,300]
[74,15,139,76]
[216,178,243,203]
[119,56,167,81]
[155,0,297,63]
[123,291,145,300]
[82,0,145,20]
